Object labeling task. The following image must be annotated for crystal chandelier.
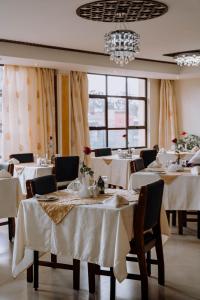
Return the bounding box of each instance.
[175,52,200,67]
[104,29,140,66]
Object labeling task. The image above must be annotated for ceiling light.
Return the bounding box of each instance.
[174,52,200,67]
[104,29,140,66]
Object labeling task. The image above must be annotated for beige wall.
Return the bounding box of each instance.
[148,79,160,147]
[174,79,200,136]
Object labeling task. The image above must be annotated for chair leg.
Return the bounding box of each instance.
[178,211,183,235]
[88,263,96,294]
[73,259,80,290]
[27,265,33,283]
[197,211,200,239]
[8,217,15,241]
[137,250,148,300]
[110,267,116,300]
[33,251,39,290]
[172,211,176,226]
[155,237,165,286]
[166,210,170,225]
[146,251,151,276]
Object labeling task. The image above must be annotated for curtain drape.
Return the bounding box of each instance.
[2,65,56,159]
[69,71,90,165]
[158,80,178,149]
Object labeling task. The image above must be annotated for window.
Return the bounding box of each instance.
[0,66,2,157]
[88,74,147,149]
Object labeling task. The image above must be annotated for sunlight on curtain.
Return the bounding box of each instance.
[158,80,178,149]
[70,71,90,165]
[2,66,56,159]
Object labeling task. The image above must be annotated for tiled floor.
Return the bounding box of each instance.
[0,224,199,300]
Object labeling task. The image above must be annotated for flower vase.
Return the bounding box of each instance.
[78,176,90,198]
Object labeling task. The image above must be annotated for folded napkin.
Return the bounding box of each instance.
[0,169,12,178]
[8,158,20,165]
[103,193,129,208]
[147,157,162,168]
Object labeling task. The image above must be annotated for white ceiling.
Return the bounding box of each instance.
[0,0,200,63]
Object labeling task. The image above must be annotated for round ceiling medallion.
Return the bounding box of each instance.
[76,0,168,23]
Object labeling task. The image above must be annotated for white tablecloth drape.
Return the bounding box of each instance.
[14,163,53,194]
[12,191,169,282]
[157,151,194,165]
[0,178,22,217]
[129,171,200,210]
[91,155,139,189]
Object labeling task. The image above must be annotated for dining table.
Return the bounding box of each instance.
[91,154,139,189]
[157,151,194,165]
[0,177,22,218]
[12,188,170,283]
[13,162,53,194]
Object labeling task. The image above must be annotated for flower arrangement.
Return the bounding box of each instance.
[80,146,94,177]
[172,132,200,151]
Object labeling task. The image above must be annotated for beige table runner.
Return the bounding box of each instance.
[38,191,114,224]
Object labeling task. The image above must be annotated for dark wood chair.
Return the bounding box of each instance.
[178,210,200,239]
[140,149,157,168]
[26,175,80,291]
[130,158,145,173]
[53,156,79,189]
[0,162,15,241]
[94,148,112,157]
[9,153,34,163]
[88,180,165,300]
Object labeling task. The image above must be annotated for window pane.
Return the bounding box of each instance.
[88,74,106,95]
[90,130,106,149]
[107,76,126,96]
[127,78,145,97]
[108,130,126,148]
[108,97,126,128]
[128,129,146,147]
[129,100,145,126]
[88,98,105,127]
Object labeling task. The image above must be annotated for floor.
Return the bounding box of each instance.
[0,224,199,300]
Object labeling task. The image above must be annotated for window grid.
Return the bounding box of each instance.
[88,73,147,149]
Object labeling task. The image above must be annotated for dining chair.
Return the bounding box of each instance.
[130,158,145,173]
[88,180,165,300]
[0,162,15,241]
[94,148,112,157]
[53,156,79,189]
[178,210,200,239]
[26,175,80,291]
[140,149,157,168]
[9,153,34,163]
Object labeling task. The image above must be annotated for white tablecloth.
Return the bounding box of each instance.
[12,190,169,282]
[14,163,53,194]
[129,170,200,210]
[91,155,139,189]
[0,178,22,217]
[157,151,194,165]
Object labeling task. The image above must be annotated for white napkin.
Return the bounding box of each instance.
[188,149,200,164]
[103,193,129,208]
[8,158,20,165]
[0,169,12,178]
[147,157,162,168]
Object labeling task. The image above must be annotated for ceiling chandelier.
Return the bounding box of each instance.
[174,52,200,67]
[76,0,168,66]
[104,28,140,66]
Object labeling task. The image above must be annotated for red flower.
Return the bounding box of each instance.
[122,134,127,138]
[172,138,177,144]
[181,131,187,136]
[83,146,92,155]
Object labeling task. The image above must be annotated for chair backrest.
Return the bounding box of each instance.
[94,148,112,157]
[9,153,34,163]
[134,180,164,235]
[131,158,145,173]
[0,163,14,175]
[140,149,157,168]
[26,175,57,198]
[54,156,79,182]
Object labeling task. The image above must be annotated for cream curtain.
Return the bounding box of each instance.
[2,66,56,159]
[69,71,90,164]
[158,80,178,149]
